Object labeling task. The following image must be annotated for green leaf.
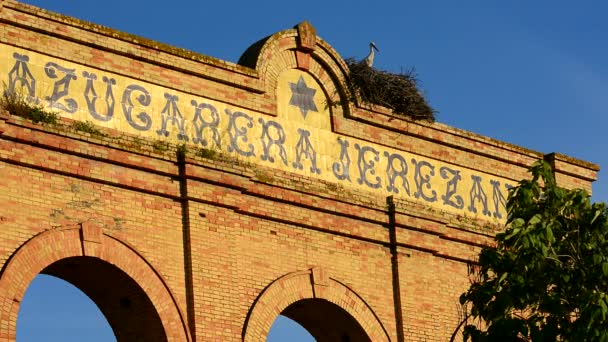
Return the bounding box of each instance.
[498,272,508,284]
[541,244,548,257]
[594,254,602,265]
[591,208,602,225]
[600,298,607,318]
[504,228,521,240]
[529,214,542,226]
[546,226,554,243]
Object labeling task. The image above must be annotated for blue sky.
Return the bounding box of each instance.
[15,0,608,340]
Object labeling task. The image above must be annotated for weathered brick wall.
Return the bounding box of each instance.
[0,1,599,341]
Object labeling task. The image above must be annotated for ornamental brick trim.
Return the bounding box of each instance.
[242,269,390,342]
[0,227,191,342]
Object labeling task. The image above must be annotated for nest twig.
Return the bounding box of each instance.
[346,59,436,121]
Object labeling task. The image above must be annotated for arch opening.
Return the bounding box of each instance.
[277,298,370,342]
[18,256,167,342]
[268,315,314,341]
[17,274,115,341]
[243,270,389,341]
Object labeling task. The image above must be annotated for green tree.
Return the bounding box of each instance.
[456,160,608,341]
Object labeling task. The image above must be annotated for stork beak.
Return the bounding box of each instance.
[372,43,379,52]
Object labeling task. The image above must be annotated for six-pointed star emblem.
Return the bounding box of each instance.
[289,76,318,119]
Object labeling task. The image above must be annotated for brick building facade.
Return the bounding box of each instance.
[0,1,599,341]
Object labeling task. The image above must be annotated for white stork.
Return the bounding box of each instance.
[364,41,379,67]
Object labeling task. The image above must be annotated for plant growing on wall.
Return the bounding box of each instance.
[0,89,59,124]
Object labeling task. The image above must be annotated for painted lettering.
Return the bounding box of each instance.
[0,48,521,223]
[293,128,320,174]
[332,139,351,182]
[191,100,221,148]
[259,118,288,165]
[355,144,381,189]
[121,84,152,131]
[440,166,464,209]
[7,53,36,102]
[44,62,78,113]
[156,93,188,141]
[490,180,512,219]
[468,175,491,216]
[82,71,116,122]
[225,109,255,157]
[384,152,410,195]
[412,159,437,202]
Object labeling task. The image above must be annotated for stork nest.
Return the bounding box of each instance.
[345,59,436,121]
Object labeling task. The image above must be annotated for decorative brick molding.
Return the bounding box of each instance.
[242,269,390,341]
[0,227,191,342]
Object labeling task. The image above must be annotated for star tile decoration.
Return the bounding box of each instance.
[289,76,318,119]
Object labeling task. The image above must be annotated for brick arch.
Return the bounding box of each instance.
[242,23,354,119]
[242,268,390,341]
[250,26,350,89]
[0,224,191,342]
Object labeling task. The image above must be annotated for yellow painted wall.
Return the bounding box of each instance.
[2,46,514,223]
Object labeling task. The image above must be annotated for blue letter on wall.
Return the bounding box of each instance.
[7,53,37,102]
[440,166,464,209]
[259,118,288,165]
[191,100,221,148]
[157,93,188,141]
[83,71,116,122]
[412,159,437,202]
[45,62,78,113]
[225,109,255,157]
[468,175,491,216]
[490,180,511,219]
[332,139,351,182]
[293,128,321,174]
[385,152,410,195]
[122,84,152,131]
[355,144,381,189]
